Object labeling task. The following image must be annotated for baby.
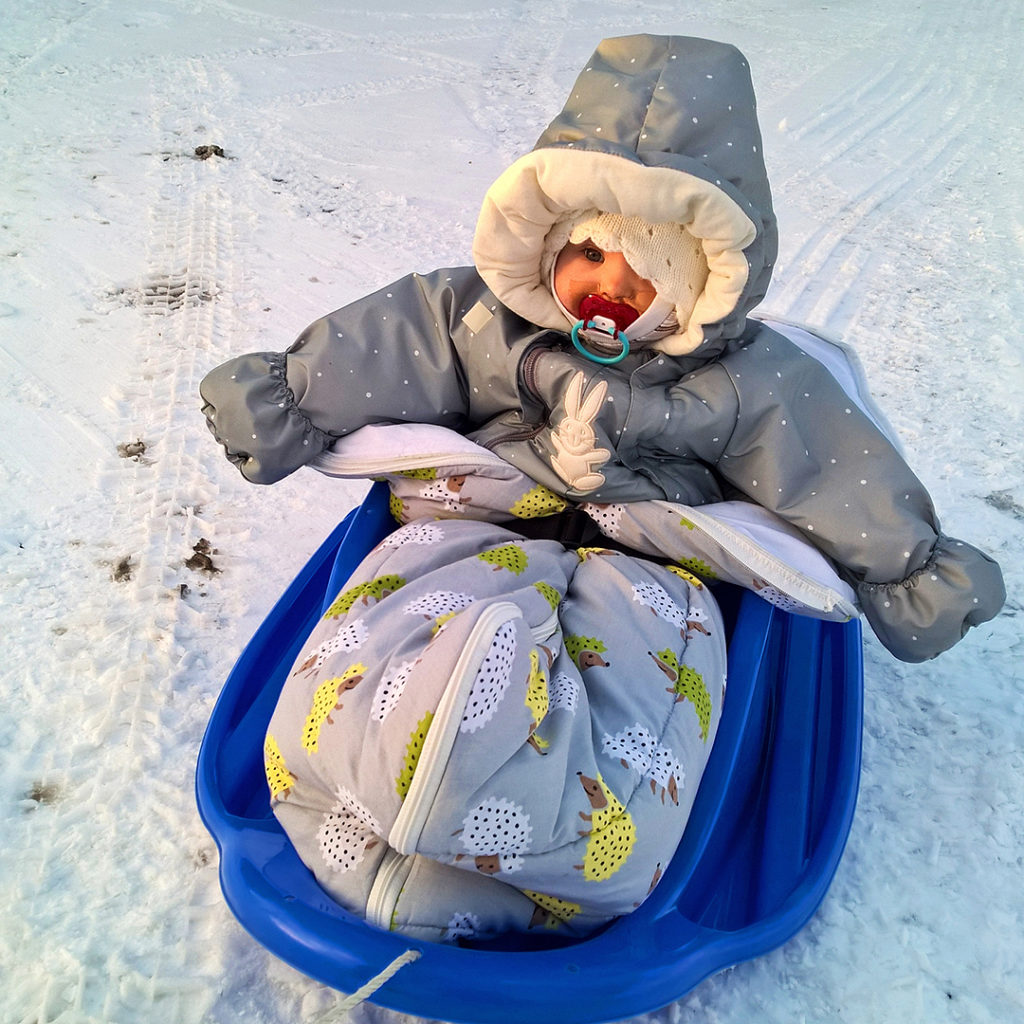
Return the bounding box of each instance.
[200,34,1004,660]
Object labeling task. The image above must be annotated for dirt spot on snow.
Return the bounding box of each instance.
[185,538,220,574]
[984,490,1024,522]
[117,439,147,459]
[112,556,133,582]
[148,144,229,163]
[191,845,214,869]
[26,780,63,806]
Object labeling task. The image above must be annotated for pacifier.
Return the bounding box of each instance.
[570,295,639,365]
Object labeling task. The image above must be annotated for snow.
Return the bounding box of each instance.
[1,1,1021,1022]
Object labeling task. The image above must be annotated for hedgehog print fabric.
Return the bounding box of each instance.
[267,516,725,944]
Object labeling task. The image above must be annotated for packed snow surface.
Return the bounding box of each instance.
[2,1,1022,1022]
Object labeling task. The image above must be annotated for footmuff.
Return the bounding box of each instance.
[266,517,726,944]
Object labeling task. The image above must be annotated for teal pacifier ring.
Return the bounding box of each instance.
[571,319,630,365]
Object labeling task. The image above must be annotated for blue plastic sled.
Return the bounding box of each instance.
[196,481,862,1024]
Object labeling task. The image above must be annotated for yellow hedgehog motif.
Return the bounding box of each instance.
[523,889,581,929]
[532,581,562,612]
[396,711,434,799]
[649,649,712,741]
[575,546,613,561]
[575,772,636,881]
[672,556,717,581]
[264,733,296,800]
[389,491,407,523]
[431,609,460,636]
[510,484,568,519]
[524,649,550,754]
[477,544,528,575]
[322,575,407,620]
[665,563,705,589]
[302,663,366,753]
[565,635,610,670]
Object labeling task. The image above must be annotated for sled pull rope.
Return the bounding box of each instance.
[311,949,422,1021]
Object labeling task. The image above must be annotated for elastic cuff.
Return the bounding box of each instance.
[857,535,1004,662]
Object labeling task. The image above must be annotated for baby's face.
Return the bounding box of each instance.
[553,241,657,320]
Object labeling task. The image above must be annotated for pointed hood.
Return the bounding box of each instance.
[473,34,777,357]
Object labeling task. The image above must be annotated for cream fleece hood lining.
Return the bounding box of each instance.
[473,147,757,355]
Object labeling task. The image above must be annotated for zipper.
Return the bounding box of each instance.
[479,344,552,453]
[366,848,414,931]
[313,448,506,477]
[479,419,547,453]
[389,601,522,855]
[368,605,558,929]
[520,344,548,402]
[531,607,559,646]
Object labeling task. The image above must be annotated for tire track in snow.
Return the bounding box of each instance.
[196,1,576,283]
[87,55,248,1020]
[769,8,1008,331]
[453,0,575,166]
[769,17,948,319]
[779,126,967,328]
[762,0,1019,520]
[10,57,247,1024]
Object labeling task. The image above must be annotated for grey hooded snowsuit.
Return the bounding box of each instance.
[200,34,1004,661]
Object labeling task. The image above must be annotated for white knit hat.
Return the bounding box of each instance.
[540,210,709,341]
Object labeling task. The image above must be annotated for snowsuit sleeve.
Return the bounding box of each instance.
[199,269,482,484]
[682,337,1005,662]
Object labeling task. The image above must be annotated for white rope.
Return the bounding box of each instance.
[309,949,422,1023]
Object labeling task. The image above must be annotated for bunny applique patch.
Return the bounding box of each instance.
[549,371,611,492]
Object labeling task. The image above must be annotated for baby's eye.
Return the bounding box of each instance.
[582,245,603,264]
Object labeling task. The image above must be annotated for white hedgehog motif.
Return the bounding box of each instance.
[443,911,482,942]
[632,580,689,634]
[603,726,686,805]
[318,786,382,873]
[460,797,533,869]
[549,672,580,715]
[683,605,712,635]
[420,477,470,513]
[752,578,804,612]
[648,745,685,805]
[371,659,418,721]
[580,502,626,538]
[403,590,475,619]
[294,620,370,676]
[602,723,658,773]
[381,521,445,548]
[460,620,517,733]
